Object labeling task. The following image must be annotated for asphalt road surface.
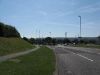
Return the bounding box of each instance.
[51,46,100,75]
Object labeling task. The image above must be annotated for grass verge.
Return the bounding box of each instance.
[0,37,35,56]
[74,44,100,49]
[0,46,55,75]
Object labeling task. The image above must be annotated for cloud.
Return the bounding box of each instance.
[83,22,99,29]
[70,0,78,6]
[55,11,74,17]
[79,6,100,13]
[78,2,100,13]
[38,21,79,28]
[37,10,48,16]
[54,1,100,17]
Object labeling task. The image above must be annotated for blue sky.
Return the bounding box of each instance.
[0,0,100,38]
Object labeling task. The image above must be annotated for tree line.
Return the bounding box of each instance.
[0,22,100,45]
[23,37,100,45]
[0,22,20,37]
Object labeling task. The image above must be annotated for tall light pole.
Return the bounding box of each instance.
[78,16,82,38]
[49,32,51,37]
[39,30,40,38]
[65,32,67,38]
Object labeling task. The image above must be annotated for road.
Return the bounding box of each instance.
[51,46,100,75]
[0,45,40,62]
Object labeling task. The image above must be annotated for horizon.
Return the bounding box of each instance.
[0,0,100,38]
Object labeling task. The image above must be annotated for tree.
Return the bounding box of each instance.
[98,36,100,40]
[79,39,88,44]
[23,37,29,42]
[56,39,63,44]
[44,37,52,45]
[97,36,100,44]
[0,22,20,37]
[52,38,57,45]
[63,38,71,44]
[0,22,4,36]
[88,39,96,44]
[29,38,35,44]
[72,39,79,44]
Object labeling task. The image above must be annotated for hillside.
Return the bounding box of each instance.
[0,37,35,56]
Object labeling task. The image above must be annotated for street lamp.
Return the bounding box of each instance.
[49,32,51,37]
[65,32,67,38]
[78,16,82,38]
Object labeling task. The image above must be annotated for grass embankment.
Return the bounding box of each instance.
[0,37,34,56]
[0,46,55,75]
[74,44,100,49]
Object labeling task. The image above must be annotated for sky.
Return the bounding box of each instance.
[0,0,100,38]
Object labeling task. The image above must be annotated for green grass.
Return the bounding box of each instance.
[74,44,100,49]
[0,37,35,56]
[0,46,55,75]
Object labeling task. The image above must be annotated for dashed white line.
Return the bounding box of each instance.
[72,52,76,54]
[76,54,94,62]
[71,52,94,62]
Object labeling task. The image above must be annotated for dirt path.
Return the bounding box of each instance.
[0,45,40,62]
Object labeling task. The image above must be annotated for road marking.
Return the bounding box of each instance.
[66,70,73,75]
[76,54,94,62]
[72,52,76,54]
[71,52,94,62]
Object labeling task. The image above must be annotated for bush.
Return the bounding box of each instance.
[63,38,71,44]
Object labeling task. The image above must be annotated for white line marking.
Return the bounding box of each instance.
[77,54,94,62]
[72,52,76,54]
[62,48,94,62]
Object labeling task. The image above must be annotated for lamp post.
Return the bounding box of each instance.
[49,32,51,37]
[78,16,82,38]
[65,32,67,38]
